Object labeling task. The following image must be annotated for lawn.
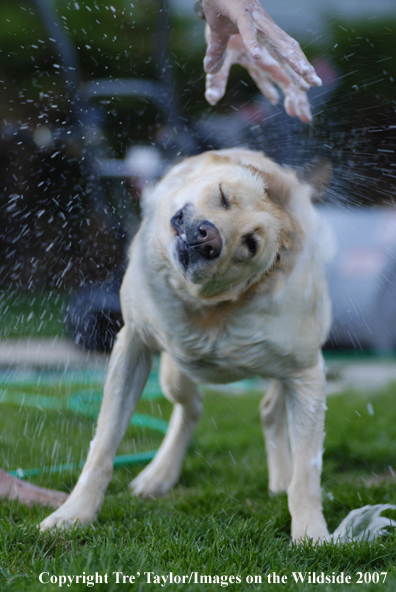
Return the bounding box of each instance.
[0,368,396,591]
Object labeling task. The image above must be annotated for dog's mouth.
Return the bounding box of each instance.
[171,206,222,271]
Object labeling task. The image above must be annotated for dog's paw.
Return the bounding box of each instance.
[129,463,179,499]
[292,520,329,544]
[40,512,78,532]
[39,501,95,531]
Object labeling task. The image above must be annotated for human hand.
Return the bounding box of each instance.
[201,0,321,122]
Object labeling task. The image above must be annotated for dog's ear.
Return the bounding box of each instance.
[247,165,294,206]
[298,159,333,201]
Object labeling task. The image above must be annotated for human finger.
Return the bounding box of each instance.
[234,45,281,104]
[205,46,233,104]
[231,8,262,61]
[203,24,230,74]
[249,71,280,105]
[284,86,312,123]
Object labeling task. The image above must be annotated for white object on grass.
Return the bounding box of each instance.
[326,504,396,543]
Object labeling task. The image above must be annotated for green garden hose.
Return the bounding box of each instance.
[0,370,167,478]
[1,369,267,478]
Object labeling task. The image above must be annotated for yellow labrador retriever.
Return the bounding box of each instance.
[41,149,332,542]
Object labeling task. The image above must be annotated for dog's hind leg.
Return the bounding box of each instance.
[284,355,328,542]
[130,352,202,498]
[40,325,152,530]
[260,380,293,494]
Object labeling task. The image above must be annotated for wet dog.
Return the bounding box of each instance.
[41,148,332,542]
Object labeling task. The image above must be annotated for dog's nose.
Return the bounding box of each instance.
[171,206,222,262]
[194,222,222,260]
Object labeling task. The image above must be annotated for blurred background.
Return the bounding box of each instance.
[1,0,396,352]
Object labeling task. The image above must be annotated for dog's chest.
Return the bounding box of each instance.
[154,299,320,383]
[128,237,330,384]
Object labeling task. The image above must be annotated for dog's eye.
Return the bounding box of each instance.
[244,234,257,256]
[219,185,229,209]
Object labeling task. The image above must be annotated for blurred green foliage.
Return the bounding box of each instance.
[314,19,396,128]
[0,0,206,110]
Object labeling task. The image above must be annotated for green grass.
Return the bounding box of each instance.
[0,374,396,591]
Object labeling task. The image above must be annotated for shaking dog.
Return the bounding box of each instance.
[41,149,332,542]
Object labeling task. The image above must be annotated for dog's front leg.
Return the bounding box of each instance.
[260,380,293,494]
[40,325,152,531]
[130,352,202,498]
[284,356,328,543]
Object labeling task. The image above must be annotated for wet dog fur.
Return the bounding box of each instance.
[41,148,332,542]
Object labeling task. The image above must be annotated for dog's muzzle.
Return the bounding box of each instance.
[171,206,222,269]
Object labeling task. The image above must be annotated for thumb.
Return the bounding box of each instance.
[205,58,231,105]
[204,27,230,74]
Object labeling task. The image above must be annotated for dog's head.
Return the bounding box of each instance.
[149,151,326,303]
